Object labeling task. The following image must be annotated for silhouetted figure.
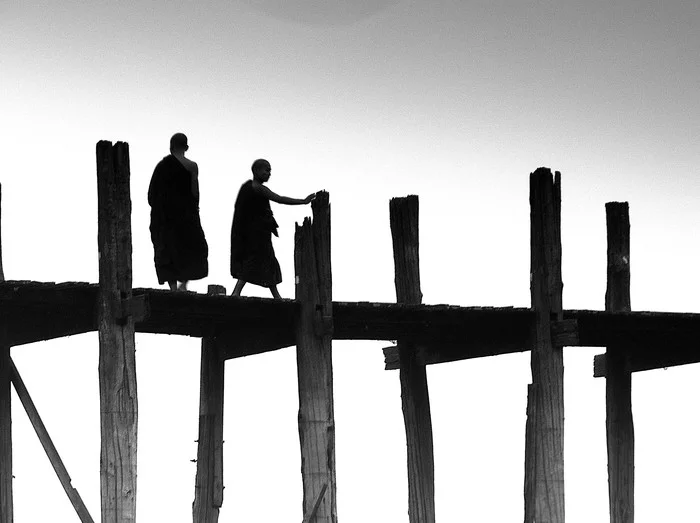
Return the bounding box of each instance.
[231,159,315,299]
[148,133,208,291]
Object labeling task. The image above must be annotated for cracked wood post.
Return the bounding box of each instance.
[605,202,634,523]
[389,195,435,523]
[193,284,226,523]
[0,182,12,523]
[96,141,138,522]
[525,168,565,522]
[294,191,336,522]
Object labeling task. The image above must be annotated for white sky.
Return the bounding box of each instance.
[2,1,700,521]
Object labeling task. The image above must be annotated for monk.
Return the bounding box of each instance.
[148,133,208,291]
[230,159,316,299]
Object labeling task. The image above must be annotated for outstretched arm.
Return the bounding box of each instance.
[256,184,315,205]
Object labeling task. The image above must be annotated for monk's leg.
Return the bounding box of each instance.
[269,285,282,300]
[177,281,189,291]
[168,280,177,291]
[232,279,246,297]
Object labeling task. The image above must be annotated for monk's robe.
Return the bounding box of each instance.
[148,155,208,284]
[230,180,282,287]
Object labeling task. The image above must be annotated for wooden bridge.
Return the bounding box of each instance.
[1,140,698,522]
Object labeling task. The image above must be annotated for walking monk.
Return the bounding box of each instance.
[230,158,316,299]
[148,133,208,291]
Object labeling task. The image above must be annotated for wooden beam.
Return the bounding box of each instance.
[295,192,337,522]
[0,182,12,523]
[193,285,226,523]
[525,168,565,522]
[10,360,94,522]
[96,140,137,522]
[605,202,634,523]
[390,195,435,523]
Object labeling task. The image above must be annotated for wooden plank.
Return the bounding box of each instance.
[193,285,226,523]
[526,167,565,522]
[295,192,337,522]
[605,202,634,523]
[10,360,94,522]
[594,345,700,377]
[390,195,435,523]
[0,182,12,523]
[4,279,700,358]
[96,140,138,523]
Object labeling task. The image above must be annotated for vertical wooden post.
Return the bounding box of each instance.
[0,182,13,523]
[389,196,435,523]
[96,141,138,522]
[193,285,226,523]
[294,191,336,522]
[523,383,535,523]
[605,202,634,523]
[525,168,565,522]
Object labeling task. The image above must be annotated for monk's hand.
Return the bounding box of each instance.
[304,193,316,204]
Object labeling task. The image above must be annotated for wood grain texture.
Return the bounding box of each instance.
[526,168,565,522]
[192,285,226,523]
[295,192,336,523]
[96,141,138,522]
[390,196,435,523]
[605,202,634,523]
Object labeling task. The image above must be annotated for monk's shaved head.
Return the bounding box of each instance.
[251,159,270,176]
[170,133,188,153]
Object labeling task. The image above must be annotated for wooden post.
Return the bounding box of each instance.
[525,168,565,522]
[0,182,12,523]
[96,141,138,522]
[294,191,336,522]
[523,383,535,523]
[10,361,94,522]
[389,196,435,523]
[193,285,226,523]
[605,202,634,523]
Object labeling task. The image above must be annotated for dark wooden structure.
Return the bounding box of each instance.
[0,142,698,522]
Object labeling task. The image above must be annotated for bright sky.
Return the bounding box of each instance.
[2,1,700,521]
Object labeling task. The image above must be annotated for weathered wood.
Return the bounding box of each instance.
[605,202,634,523]
[193,285,226,523]
[5,279,700,366]
[0,182,12,523]
[295,192,337,522]
[10,360,94,522]
[524,383,535,523]
[96,140,137,523]
[594,344,700,377]
[302,483,328,523]
[526,167,565,522]
[390,195,435,523]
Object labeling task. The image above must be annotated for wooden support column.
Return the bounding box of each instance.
[294,191,336,522]
[525,168,565,522]
[605,202,634,523]
[96,141,138,522]
[389,196,435,523]
[0,182,12,523]
[193,285,226,523]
